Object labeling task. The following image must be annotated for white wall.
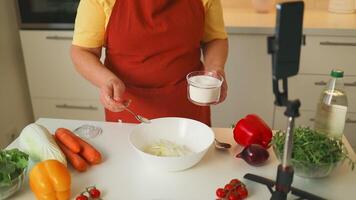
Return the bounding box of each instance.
[0,0,34,148]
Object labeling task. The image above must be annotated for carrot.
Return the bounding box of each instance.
[55,137,88,172]
[55,128,81,153]
[72,135,102,165]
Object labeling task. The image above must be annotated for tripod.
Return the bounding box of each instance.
[243,2,325,200]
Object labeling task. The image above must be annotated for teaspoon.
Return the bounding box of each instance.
[123,106,151,124]
[214,138,231,150]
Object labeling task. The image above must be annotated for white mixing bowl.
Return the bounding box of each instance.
[129,117,214,171]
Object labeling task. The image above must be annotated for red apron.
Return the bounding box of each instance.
[104,0,211,125]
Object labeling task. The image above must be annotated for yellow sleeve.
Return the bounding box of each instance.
[72,0,106,48]
[202,0,228,43]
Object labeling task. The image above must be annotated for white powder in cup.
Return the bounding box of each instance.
[188,75,222,104]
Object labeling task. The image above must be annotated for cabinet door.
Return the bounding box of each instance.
[211,34,274,127]
[32,98,105,121]
[344,113,356,150]
[20,30,101,100]
[300,36,356,75]
[287,74,356,112]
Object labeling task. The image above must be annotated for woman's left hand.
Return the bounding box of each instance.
[217,70,227,104]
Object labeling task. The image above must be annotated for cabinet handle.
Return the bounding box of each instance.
[345,82,356,87]
[346,118,356,124]
[56,104,98,110]
[46,36,73,40]
[315,81,356,87]
[320,41,356,46]
[314,81,327,86]
[311,118,356,124]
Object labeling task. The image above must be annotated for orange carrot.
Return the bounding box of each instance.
[55,128,81,153]
[55,137,88,172]
[73,135,102,165]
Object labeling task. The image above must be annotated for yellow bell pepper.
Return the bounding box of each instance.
[29,160,71,200]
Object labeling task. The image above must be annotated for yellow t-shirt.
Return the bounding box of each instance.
[73,0,227,48]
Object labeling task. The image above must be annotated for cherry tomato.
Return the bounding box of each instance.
[228,192,241,200]
[230,179,241,186]
[216,188,227,198]
[237,186,248,199]
[76,195,88,200]
[224,184,234,191]
[89,188,101,198]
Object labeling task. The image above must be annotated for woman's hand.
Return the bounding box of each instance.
[201,39,228,104]
[99,78,127,112]
[210,70,227,104]
[71,45,128,111]
[218,70,228,103]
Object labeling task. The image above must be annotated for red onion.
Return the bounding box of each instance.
[236,144,269,166]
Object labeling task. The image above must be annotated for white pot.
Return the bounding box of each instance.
[251,0,275,13]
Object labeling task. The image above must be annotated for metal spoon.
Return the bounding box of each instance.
[123,106,151,124]
[214,138,231,150]
[116,99,151,124]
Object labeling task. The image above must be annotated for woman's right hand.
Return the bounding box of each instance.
[99,77,127,112]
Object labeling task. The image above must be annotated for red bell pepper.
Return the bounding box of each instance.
[233,114,272,148]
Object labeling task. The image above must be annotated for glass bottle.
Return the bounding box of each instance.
[314,69,348,139]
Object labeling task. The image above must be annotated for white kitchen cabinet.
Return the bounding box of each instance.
[32,98,104,121]
[344,114,356,150]
[20,31,99,100]
[300,36,356,75]
[211,34,274,127]
[20,30,104,121]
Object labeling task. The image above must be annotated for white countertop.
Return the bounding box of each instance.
[6,118,356,199]
[224,8,356,36]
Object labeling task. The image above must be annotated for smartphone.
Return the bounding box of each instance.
[273,1,304,79]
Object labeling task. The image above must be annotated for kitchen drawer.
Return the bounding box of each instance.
[32,98,105,121]
[273,108,356,150]
[344,113,356,150]
[287,74,356,112]
[20,30,100,100]
[300,36,356,75]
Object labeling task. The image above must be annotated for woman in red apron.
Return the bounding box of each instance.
[71,0,228,126]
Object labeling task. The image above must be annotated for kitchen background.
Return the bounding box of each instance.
[1,0,356,150]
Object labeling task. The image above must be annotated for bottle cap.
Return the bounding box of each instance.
[331,70,344,78]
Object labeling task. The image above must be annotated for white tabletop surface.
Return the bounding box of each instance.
[6,118,356,200]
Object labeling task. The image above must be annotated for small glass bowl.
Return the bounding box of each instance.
[186,71,224,106]
[0,169,26,200]
[73,125,102,139]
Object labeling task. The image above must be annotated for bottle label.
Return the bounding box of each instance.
[314,103,347,138]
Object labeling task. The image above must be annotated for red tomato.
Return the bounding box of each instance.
[89,188,101,198]
[216,188,227,198]
[237,186,248,199]
[76,195,88,200]
[228,192,241,200]
[230,179,241,186]
[224,184,234,191]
